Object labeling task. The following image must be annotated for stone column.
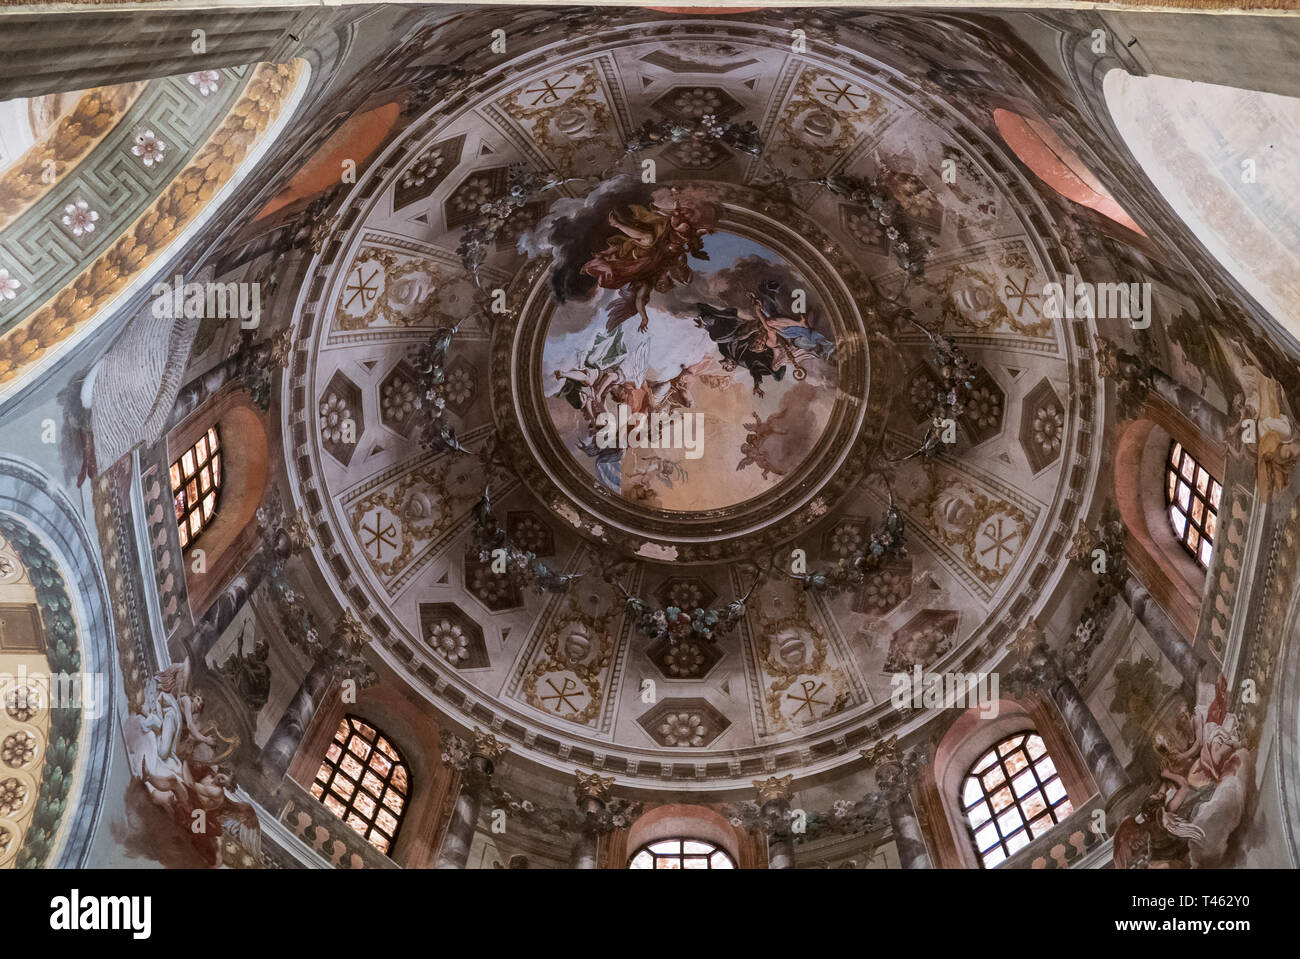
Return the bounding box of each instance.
[436,728,510,869]
[570,771,613,869]
[862,740,933,869]
[1121,577,1202,689]
[259,607,372,787]
[0,9,319,99]
[753,775,796,869]
[1020,644,1134,813]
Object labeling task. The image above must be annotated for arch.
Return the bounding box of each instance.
[167,387,269,618]
[926,697,1093,869]
[288,679,459,868]
[0,455,114,868]
[992,107,1143,235]
[959,731,1074,868]
[310,714,411,856]
[1114,399,1224,641]
[625,803,743,866]
[1102,70,1300,350]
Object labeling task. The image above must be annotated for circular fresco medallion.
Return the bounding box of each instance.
[493,182,879,561]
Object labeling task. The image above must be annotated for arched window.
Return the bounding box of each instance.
[311,716,410,855]
[961,731,1073,868]
[628,838,735,869]
[169,426,222,549]
[1166,440,1221,570]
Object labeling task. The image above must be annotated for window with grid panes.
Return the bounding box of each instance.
[311,716,410,855]
[170,426,222,550]
[1165,440,1221,570]
[961,731,1073,868]
[627,838,735,869]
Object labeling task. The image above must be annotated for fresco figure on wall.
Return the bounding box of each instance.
[122,657,259,867]
[1113,675,1254,869]
[584,191,719,333]
[1213,329,1300,498]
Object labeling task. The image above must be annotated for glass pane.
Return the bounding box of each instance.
[657,857,681,870]
[189,511,202,536]
[989,786,1014,812]
[207,427,219,452]
[983,847,1006,868]
[683,841,712,854]
[353,792,376,819]
[682,857,709,869]
[376,809,399,834]
[369,834,390,854]
[1011,769,1036,797]
[1026,812,1052,838]
[1204,511,1217,539]
[629,851,653,869]
[376,737,399,761]
[1177,482,1190,509]
[202,492,216,520]
[1166,471,1177,499]
[998,735,1025,757]
[391,766,409,793]
[1195,467,1209,495]
[1170,441,1183,464]
[186,479,199,505]
[340,755,363,779]
[1170,507,1187,537]
[1190,498,1204,524]
[211,454,221,487]
[981,765,1006,790]
[361,770,385,797]
[1022,792,1047,821]
[1005,830,1030,855]
[370,752,392,776]
[181,450,195,477]
[382,791,405,815]
[962,777,983,807]
[348,736,371,759]
[974,822,998,852]
[1180,455,1195,481]
[1210,481,1222,508]
[711,851,734,869]
[967,801,992,829]
[196,439,209,466]
[1200,539,1213,566]
[1187,527,1200,551]
[997,806,1023,836]
[177,525,188,548]
[1034,756,1056,779]
[1026,735,1047,759]
[1055,798,1075,819]
[972,750,998,775]
[1044,778,1066,803]
[1003,750,1029,776]
[200,466,212,493]
[332,778,354,800]
[649,839,680,855]
[169,463,182,490]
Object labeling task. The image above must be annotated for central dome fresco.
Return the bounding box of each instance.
[284,16,1094,788]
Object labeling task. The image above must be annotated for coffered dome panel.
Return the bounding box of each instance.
[284,19,1094,789]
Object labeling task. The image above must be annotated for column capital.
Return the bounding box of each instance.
[753,774,793,805]
[472,726,511,762]
[860,737,928,802]
[575,769,614,804]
